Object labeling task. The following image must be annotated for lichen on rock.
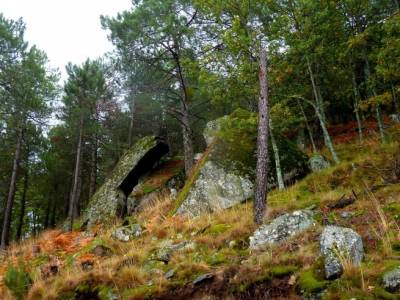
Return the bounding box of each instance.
[84,136,169,227]
[174,109,309,217]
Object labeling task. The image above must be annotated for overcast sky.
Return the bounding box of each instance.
[0,0,132,81]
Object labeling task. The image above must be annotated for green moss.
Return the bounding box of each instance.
[170,146,212,215]
[373,287,398,300]
[269,265,298,278]
[205,252,226,266]
[122,285,156,299]
[297,270,328,294]
[206,224,231,235]
[141,184,159,195]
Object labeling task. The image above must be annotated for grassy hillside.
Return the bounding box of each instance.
[1,125,400,300]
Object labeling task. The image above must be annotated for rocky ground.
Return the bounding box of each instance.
[1,122,400,299]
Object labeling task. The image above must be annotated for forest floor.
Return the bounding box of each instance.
[1,122,400,300]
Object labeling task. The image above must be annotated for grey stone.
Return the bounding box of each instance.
[340,212,354,219]
[175,110,309,218]
[308,154,330,172]
[382,267,400,292]
[320,226,364,279]
[112,223,142,242]
[176,161,254,217]
[150,240,196,263]
[85,136,169,227]
[390,114,400,123]
[193,273,214,285]
[249,210,315,250]
[165,269,175,279]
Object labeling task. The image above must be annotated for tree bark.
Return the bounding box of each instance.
[88,134,98,198]
[363,55,385,142]
[254,48,270,225]
[128,96,135,148]
[269,121,284,191]
[315,106,340,164]
[1,127,23,249]
[16,166,29,240]
[173,52,194,177]
[352,70,363,143]
[391,83,399,114]
[297,99,317,153]
[68,116,84,231]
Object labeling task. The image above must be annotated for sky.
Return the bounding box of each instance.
[0,0,132,81]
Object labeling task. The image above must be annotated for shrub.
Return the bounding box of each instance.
[4,263,32,299]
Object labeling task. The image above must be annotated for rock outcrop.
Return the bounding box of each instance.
[320,226,364,279]
[175,109,309,217]
[84,136,169,227]
[382,267,400,292]
[308,154,330,172]
[249,210,315,250]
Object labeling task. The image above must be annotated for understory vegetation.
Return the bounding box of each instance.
[0,126,400,299]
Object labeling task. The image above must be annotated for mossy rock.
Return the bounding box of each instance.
[84,136,169,227]
[174,109,309,217]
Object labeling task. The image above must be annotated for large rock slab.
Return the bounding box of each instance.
[320,226,364,279]
[249,210,315,250]
[382,267,400,292]
[85,136,169,227]
[175,109,309,217]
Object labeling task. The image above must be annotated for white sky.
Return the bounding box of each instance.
[0,0,132,81]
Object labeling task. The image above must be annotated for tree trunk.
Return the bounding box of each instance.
[128,96,135,147]
[44,196,51,229]
[68,116,84,231]
[181,105,194,178]
[352,70,363,143]
[254,48,270,225]
[88,134,98,198]
[269,121,284,191]
[315,106,340,164]
[16,166,28,240]
[363,54,385,142]
[297,99,317,153]
[307,58,326,123]
[1,127,23,249]
[391,83,399,114]
[173,52,194,177]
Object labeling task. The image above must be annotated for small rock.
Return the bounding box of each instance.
[165,269,175,279]
[91,245,112,257]
[382,267,400,292]
[308,154,330,172]
[151,240,196,263]
[320,226,364,279]
[229,240,237,248]
[193,273,214,285]
[340,212,354,219]
[81,260,94,271]
[249,210,315,249]
[112,223,142,242]
[170,188,178,199]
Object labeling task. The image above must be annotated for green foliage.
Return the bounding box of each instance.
[4,263,32,299]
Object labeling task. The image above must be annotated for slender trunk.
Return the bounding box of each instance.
[315,106,340,164]
[128,97,135,147]
[307,58,326,123]
[352,70,363,143]
[297,99,317,153]
[181,105,194,178]
[68,116,84,231]
[254,48,270,225]
[363,54,385,142]
[44,197,51,229]
[1,128,23,249]
[269,121,284,190]
[73,158,82,219]
[173,51,194,177]
[16,167,28,240]
[391,83,399,114]
[89,135,97,198]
